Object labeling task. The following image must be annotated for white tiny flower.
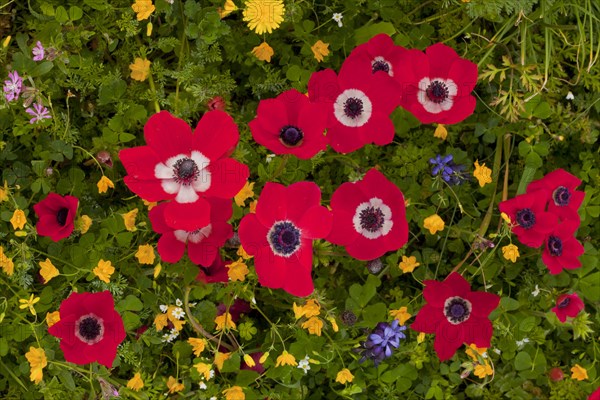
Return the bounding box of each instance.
[523,338,530,343]
[159,304,168,313]
[175,298,183,306]
[171,307,185,319]
[198,382,207,390]
[493,348,501,355]
[297,362,310,373]
[566,91,574,100]
[209,369,215,379]
[332,13,343,28]
[266,154,276,163]
[531,285,540,297]
[189,302,197,307]
[515,340,524,347]
[210,397,217,400]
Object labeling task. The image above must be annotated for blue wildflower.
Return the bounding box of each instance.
[357,320,407,366]
[429,154,469,185]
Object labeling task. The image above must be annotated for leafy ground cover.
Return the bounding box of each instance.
[0,0,599,399]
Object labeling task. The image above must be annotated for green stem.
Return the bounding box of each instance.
[183,287,234,351]
[147,72,160,114]
[477,132,504,238]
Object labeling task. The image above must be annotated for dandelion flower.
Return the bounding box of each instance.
[243,0,285,34]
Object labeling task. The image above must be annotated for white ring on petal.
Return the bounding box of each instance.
[174,230,189,243]
[188,224,212,244]
[372,56,393,77]
[154,151,212,200]
[161,179,180,194]
[416,77,456,115]
[191,151,211,193]
[352,197,393,239]
[333,89,373,127]
[175,184,199,203]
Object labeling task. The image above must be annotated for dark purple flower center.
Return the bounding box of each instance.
[75,314,104,344]
[344,98,364,118]
[372,60,390,74]
[557,297,571,309]
[547,236,563,257]
[516,208,536,229]
[173,158,199,185]
[426,80,449,103]
[444,297,472,325]
[553,186,571,207]
[359,207,385,232]
[268,221,301,256]
[279,125,304,147]
[56,207,69,226]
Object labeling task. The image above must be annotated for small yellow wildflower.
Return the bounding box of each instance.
[93,259,115,283]
[252,42,274,62]
[25,347,47,384]
[194,362,212,380]
[227,258,249,282]
[417,332,426,344]
[97,175,115,194]
[335,368,354,384]
[301,316,324,336]
[275,350,297,367]
[153,263,162,278]
[0,180,8,202]
[10,209,26,230]
[143,199,157,210]
[154,305,186,332]
[127,372,144,391]
[243,354,256,367]
[571,364,588,381]
[2,36,11,48]
[39,259,59,284]
[243,0,285,34]
[237,245,253,260]
[135,244,155,264]
[249,200,257,213]
[218,0,238,19]
[501,244,519,263]
[423,214,445,235]
[501,212,511,224]
[293,299,321,319]
[19,294,40,316]
[188,338,207,357]
[166,376,184,394]
[474,360,493,378]
[311,40,329,62]
[259,352,270,363]
[121,208,139,231]
[146,22,153,36]
[474,160,492,187]
[76,215,92,234]
[327,316,339,332]
[154,313,168,331]
[234,181,254,207]
[399,255,420,273]
[214,352,231,370]
[223,386,245,400]
[46,311,60,327]
[389,307,412,325]
[465,344,487,361]
[129,58,151,81]
[215,312,237,331]
[434,124,448,140]
[131,0,155,21]
[0,247,15,276]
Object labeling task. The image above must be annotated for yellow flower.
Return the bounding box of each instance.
[143,199,157,210]
[135,244,155,264]
[311,40,329,62]
[154,305,186,332]
[276,350,297,367]
[335,368,354,384]
[259,351,270,363]
[389,307,412,325]
[501,212,511,224]
[46,311,60,327]
[127,372,144,391]
[252,42,274,62]
[121,208,139,231]
[227,258,249,282]
[571,364,588,381]
[215,312,237,331]
[0,247,15,276]
[243,354,256,367]
[293,299,321,319]
[474,360,493,378]
[188,338,207,357]
[146,22,153,36]
[19,294,40,316]
[474,160,492,187]
[166,376,184,394]
[154,313,168,331]
[399,255,420,273]
[214,352,231,370]
[0,180,8,202]
[10,209,26,230]
[434,124,448,140]
[465,344,487,361]
[93,259,115,283]
[76,215,92,234]
[234,181,255,207]
[194,362,212,380]
[2,36,11,48]
[243,0,285,34]
[237,245,253,260]
[97,175,115,194]
[417,332,426,344]
[129,58,151,81]
[39,259,59,284]
[423,214,445,235]
[218,0,238,18]
[25,347,47,384]
[501,244,519,263]
[131,0,155,21]
[301,316,324,336]
[249,200,257,213]
[153,263,162,278]
[223,386,245,400]
[327,316,339,332]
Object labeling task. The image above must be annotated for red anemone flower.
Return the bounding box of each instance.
[195,255,230,284]
[119,110,249,231]
[396,43,478,124]
[308,59,401,154]
[326,168,408,261]
[48,291,126,368]
[249,89,328,159]
[149,198,233,267]
[588,386,600,400]
[526,168,585,224]
[411,273,500,361]
[551,293,584,323]
[343,34,407,81]
[238,181,332,297]
[33,192,79,242]
[498,192,558,248]
[542,220,585,274]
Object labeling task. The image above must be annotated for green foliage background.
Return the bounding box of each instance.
[0,0,599,398]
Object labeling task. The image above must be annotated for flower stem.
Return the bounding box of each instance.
[183,287,234,351]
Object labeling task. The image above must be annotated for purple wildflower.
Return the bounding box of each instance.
[3,71,23,102]
[32,41,45,61]
[26,102,52,124]
[356,319,407,366]
[429,154,469,186]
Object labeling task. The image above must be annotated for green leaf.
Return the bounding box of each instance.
[500,297,521,311]
[117,295,144,312]
[579,272,600,301]
[122,311,141,331]
[235,370,260,386]
[55,6,69,23]
[354,22,396,45]
[30,61,54,78]
[516,165,537,195]
[69,6,83,21]
[362,302,387,326]
[84,0,108,10]
[514,351,532,370]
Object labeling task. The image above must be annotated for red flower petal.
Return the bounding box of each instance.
[254,245,287,289]
[123,176,169,202]
[157,232,186,263]
[425,43,459,78]
[205,158,250,198]
[238,213,269,255]
[193,110,240,161]
[326,209,360,245]
[163,199,211,231]
[119,146,161,180]
[466,291,501,318]
[411,304,442,334]
[254,182,286,227]
[299,205,332,239]
[308,69,339,103]
[433,319,465,361]
[283,181,322,224]
[422,279,454,307]
[447,58,478,95]
[144,111,193,160]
